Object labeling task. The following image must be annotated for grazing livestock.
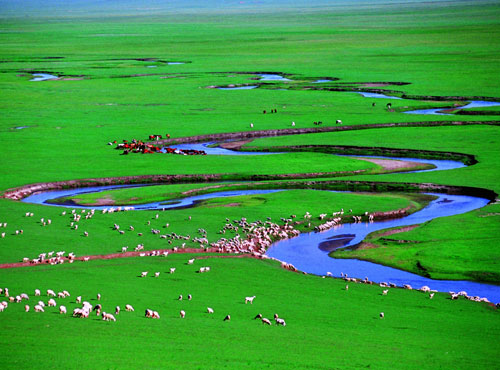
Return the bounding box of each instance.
[262,318,272,325]
[47,289,56,297]
[336,119,342,124]
[47,299,57,307]
[275,318,286,326]
[93,304,102,315]
[223,314,231,321]
[170,268,176,274]
[187,258,195,265]
[180,310,186,318]
[34,305,44,312]
[97,293,101,301]
[178,295,183,301]
[152,311,160,319]
[76,296,82,304]
[429,293,435,299]
[59,306,67,314]
[125,304,135,312]
[115,306,120,315]
[188,294,192,301]
[380,312,385,319]
[245,296,256,304]
[382,290,389,296]
[102,312,116,322]
[141,271,148,278]
[154,272,160,278]
[25,305,30,312]
[207,307,214,314]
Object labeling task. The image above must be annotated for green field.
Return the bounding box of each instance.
[1,0,499,368]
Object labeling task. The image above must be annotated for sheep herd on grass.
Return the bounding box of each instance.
[1,207,497,312]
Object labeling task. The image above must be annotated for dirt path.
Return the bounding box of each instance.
[0,247,264,269]
[352,157,427,171]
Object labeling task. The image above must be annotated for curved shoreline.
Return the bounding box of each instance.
[154,120,500,146]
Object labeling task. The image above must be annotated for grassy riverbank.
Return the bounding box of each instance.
[0,254,498,369]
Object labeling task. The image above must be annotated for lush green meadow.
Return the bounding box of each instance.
[0,254,499,369]
[1,0,500,368]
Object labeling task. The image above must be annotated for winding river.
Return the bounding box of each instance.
[19,150,500,301]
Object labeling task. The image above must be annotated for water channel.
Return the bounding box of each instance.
[19,149,500,301]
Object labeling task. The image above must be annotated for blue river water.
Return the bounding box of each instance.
[30,73,59,81]
[19,150,499,301]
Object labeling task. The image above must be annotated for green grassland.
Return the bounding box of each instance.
[1,0,500,368]
[0,254,498,369]
[0,190,422,264]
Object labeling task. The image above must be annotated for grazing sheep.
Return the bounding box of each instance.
[154,272,160,278]
[187,258,195,265]
[76,296,82,304]
[336,119,342,124]
[25,304,30,312]
[180,310,186,318]
[178,295,183,301]
[102,312,116,322]
[47,289,56,297]
[37,301,45,307]
[58,292,65,299]
[429,293,435,299]
[141,271,148,278]
[47,299,57,307]
[245,296,256,304]
[152,311,160,319]
[380,312,384,319]
[207,307,214,314]
[254,313,263,320]
[34,304,44,312]
[170,268,176,274]
[345,285,349,291]
[63,290,70,297]
[223,314,231,321]
[115,306,120,315]
[275,318,286,326]
[145,309,153,318]
[262,318,272,325]
[188,294,192,301]
[59,306,67,314]
[97,293,101,301]
[125,304,134,312]
[382,289,389,296]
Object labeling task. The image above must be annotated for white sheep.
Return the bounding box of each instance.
[154,272,160,278]
[58,292,65,299]
[180,310,186,318]
[102,312,116,322]
[115,306,120,315]
[25,304,30,312]
[382,289,389,295]
[59,306,67,314]
[47,289,56,297]
[37,301,45,307]
[152,311,160,319]
[76,296,82,304]
[141,271,148,278]
[245,296,256,304]
[429,293,435,299]
[125,304,135,312]
[380,312,384,319]
[207,307,214,314]
[262,318,272,325]
[97,293,101,301]
[187,258,195,265]
[34,304,44,312]
[170,268,176,274]
[47,298,57,307]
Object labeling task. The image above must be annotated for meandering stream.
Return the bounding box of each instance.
[19,150,500,301]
